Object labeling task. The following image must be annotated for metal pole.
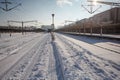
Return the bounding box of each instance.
[90,2,93,14]
[8,21,11,37]
[0,31,1,38]
[5,0,8,11]
[9,25,11,37]
[100,15,103,36]
[79,23,81,34]
[100,24,102,36]
[83,20,85,34]
[90,19,93,35]
[22,22,24,35]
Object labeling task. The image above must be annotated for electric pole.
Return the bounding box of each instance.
[82,0,102,14]
[88,0,120,36]
[82,0,102,35]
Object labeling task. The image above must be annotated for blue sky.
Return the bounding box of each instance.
[0,0,118,28]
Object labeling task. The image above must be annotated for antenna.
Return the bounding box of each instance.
[0,0,21,12]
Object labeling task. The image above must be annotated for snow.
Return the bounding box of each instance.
[0,33,45,79]
[0,32,120,80]
[54,33,120,80]
[0,32,43,61]
[58,33,120,64]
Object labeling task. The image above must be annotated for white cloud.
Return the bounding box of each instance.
[56,0,73,7]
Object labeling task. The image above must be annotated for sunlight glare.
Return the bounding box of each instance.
[93,0,97,5]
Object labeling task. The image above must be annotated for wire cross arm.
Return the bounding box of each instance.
[7,3,22,11]
[81,5,102,14]
[0,1,12,4]
[91,5,102,14]
[0,0,21,12]
[8,20,22,23]
[23,20,38,23]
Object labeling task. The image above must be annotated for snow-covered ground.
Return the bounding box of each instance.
[55,33,120,80]
[0,32,120,80]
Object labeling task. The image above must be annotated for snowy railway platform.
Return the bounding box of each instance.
[0,32,120,80]
[62,32,120,41]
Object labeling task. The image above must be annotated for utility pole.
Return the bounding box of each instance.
[88,0,120,36]
[0,0,21,12]
[82,1,102,14]
[7,21,12,36]
[88,0,120,23]
[82,0,102,35]
[8,20,37,35]
[82,19,86,35]
[0,32,1,38]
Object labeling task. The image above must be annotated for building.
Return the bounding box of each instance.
[91,7,120,25]
[41,25,54,31]
[56,7,120,34]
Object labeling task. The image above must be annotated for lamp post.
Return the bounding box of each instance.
[52,14,55,30]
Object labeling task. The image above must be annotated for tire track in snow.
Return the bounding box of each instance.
[51,41,66,80]
[48,42,57,80]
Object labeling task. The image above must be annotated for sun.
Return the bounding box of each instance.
[93,0,97,5]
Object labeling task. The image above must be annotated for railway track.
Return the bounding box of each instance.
[0,33,41,50]
[61,33,120,54]
[0,33,67,80]
[93,44,120,54]
[55,33,120,80]
[21,34,49,80]
[0,33,33,43]
[0,34,43,61]
[106,42,120,48]
[0,34,47,80]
